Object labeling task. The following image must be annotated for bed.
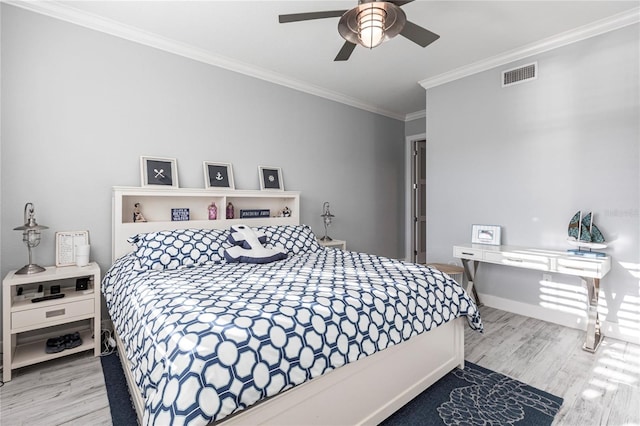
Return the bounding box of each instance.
[104,189,482,426]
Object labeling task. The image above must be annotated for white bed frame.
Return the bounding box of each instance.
[111,187,465,425]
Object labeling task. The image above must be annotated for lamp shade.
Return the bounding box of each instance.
[357,4,386,48]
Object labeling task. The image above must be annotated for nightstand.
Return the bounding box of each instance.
[2,263,101,382]
[318,239,347,250]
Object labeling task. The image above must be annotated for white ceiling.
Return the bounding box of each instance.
[15,1,640,120]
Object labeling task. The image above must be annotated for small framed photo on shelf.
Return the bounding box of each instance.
[471,224,501,245]
[140,156,178,187]
[258,166,284,191]
[171,208,190,221]
[203,162,235,189]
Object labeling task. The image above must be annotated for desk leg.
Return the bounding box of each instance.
[461,259,482,307]
[582,277,603,353]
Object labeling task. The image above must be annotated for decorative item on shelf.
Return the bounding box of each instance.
[203,162,235,189]
[140,156,179,188]
[133,203,147,222]
[282,206,291,217]
[567,211,607,257]
[13,202,49,275]
[226,202,235,219]
[240,209,271,219]
[171,208,190,221]
[208,201,218,220]
[258,166,284,191]
[471,224,501,246]
[320,201,335,242]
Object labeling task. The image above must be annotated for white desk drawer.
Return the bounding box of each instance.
[12,299,94,330]
[556,257,610,278]
[486,250,550,270]
[483,251,505,263]
[453,246,483,260]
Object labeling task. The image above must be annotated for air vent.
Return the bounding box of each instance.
[502,62,537,87]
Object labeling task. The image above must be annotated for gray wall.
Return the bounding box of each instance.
[426,24,639,336]
[0,5,406,324]
[405,117,426,137]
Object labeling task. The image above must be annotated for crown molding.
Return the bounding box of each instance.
[5,0,406,121]
[420,7,640,90]
[404,110,426,122]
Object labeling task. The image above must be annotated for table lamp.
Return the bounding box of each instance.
[320,201,335,242]
[14,202,48,275]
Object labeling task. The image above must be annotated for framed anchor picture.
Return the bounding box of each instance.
[141,156,179,188]
[203,162,235,190]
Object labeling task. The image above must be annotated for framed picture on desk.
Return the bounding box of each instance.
[471,224,501,245]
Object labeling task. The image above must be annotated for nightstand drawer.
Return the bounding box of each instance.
[12,299,94,330]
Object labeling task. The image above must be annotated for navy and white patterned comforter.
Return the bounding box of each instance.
[103,249,483,426]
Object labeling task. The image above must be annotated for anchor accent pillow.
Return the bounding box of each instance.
[128,228,230,271]
[224,225,287,264]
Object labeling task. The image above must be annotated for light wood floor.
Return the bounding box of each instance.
[465,307,640,426]
[1,307,638,425]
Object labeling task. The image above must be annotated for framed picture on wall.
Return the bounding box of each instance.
[203,162,235,189]
[471,224,501,245]
[258,166,284,191]
[140,156,179,187]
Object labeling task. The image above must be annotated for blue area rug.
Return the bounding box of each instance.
[381,361,563,426]
[101,354,562,426]
[100,352,137,426]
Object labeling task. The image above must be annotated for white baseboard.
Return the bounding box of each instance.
[478,292,640,345]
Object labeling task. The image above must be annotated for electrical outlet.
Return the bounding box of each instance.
[542,274,552,282]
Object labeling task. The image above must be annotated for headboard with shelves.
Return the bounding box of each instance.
[112,186,300,260]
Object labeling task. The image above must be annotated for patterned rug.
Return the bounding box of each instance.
[101,354,563,426]
[382,361,564,426]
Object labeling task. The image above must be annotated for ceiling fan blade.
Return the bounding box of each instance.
[388,0,414,6]
[334,41,357,61]
[400,20,440,48]
[279,10,347,24]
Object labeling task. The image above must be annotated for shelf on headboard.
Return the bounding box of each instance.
[112,186,300,260]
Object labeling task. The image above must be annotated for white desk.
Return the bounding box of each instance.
[453,244,611,352]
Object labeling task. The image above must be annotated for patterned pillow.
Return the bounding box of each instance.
[255,224,322,256]
[127,228,231,271]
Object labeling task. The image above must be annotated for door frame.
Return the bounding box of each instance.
[404,132,426,262]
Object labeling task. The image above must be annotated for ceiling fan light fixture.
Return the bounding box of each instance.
[338,1,406,50]
[357,4,387,48]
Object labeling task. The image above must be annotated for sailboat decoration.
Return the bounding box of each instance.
[567,210,606,256]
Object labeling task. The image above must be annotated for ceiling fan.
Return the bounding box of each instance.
[278,0,440,61]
